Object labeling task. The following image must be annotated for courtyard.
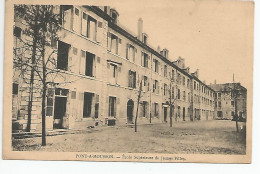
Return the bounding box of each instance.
[12,120,246,154]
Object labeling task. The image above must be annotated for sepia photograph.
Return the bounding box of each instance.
[3,0,254,163]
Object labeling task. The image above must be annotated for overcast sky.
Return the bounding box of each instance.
[111,0,253,89]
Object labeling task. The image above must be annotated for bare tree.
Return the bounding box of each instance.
[14,5,61,145]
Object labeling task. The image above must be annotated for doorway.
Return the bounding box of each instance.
[127,99,134,123]
[54,97,67,129]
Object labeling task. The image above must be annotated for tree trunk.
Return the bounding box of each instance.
[41,33,47,146]
[135,81,142,132]
[26,8,39,132]
[170,105,173,127]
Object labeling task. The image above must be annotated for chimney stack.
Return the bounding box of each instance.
[138,18,143,40]
[214,80,216,84]
[157,46,161,52]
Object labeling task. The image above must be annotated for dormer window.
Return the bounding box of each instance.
[110,9,119,24]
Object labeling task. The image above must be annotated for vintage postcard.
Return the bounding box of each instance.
[3,0,254,163]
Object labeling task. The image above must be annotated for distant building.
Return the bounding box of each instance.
[209,83,247,120]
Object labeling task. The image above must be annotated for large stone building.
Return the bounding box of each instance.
[12,5,224,132]
[209,83,247,121]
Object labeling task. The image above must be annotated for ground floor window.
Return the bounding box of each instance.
[109,96,116,117]
[83,92,94,118]
[154,103,159,117]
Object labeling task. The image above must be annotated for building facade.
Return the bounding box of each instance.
[12,5,224,132]
[210,83,247,121]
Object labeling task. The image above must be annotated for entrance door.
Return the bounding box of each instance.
[54,97,67,129]
[164,107,167,122]
[127,100,134,123]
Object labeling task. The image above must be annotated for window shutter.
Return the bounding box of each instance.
[107,32,111,51]
[107,63,110,69]
[80,50,86,74]
[118,66,121,72]
[68,47,73,72]
[141,52,144,66]
[117,98,120,105]
[118,38,121,55]
[81,12,87,36]
[96,21,103,44]
[126,43,129,59]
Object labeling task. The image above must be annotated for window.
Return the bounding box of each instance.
[218,93,221,99]
[61,5,72,30]
[177,73,181,84]
[85,51,95,77]
[177,89,180,99]
[81,12,87,36]
[46,88,54,116]
[183,91,186,101]
[183,76,185,86]
[57,41,70,71]
[171,70,175,81]
[154,59,159,73]
[194,81,196,90]
[171,87,175,99]
[154,103,159,117]
[142,52,149,68]
[111,64,117,78]
[73,8,80,33]
[12,83,18,95]
[153,80,159,94]
[108,33,120,55]
[87,16,97,41]
[83,92,94,118]
[143,76,148,90]
[163,83,167,96]
[128,70,136,88]
[164,65,167,77]
[218,101,222,108]
[13,26,22,38]
[187,79,190,88]
[126,44,136,62]
[109,96,116,117]
[111,11,118,24]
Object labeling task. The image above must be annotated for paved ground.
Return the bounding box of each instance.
[12,120,246,154]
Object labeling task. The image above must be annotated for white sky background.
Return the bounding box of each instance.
[111,0,253,89]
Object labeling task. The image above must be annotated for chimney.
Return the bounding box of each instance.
[104,6,110,15]
[138,18,143,40]
[157,46,161,52]
[196,69,199,78]
[214,80,216,84]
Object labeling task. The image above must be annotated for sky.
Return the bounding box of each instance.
[110,0,254,90]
